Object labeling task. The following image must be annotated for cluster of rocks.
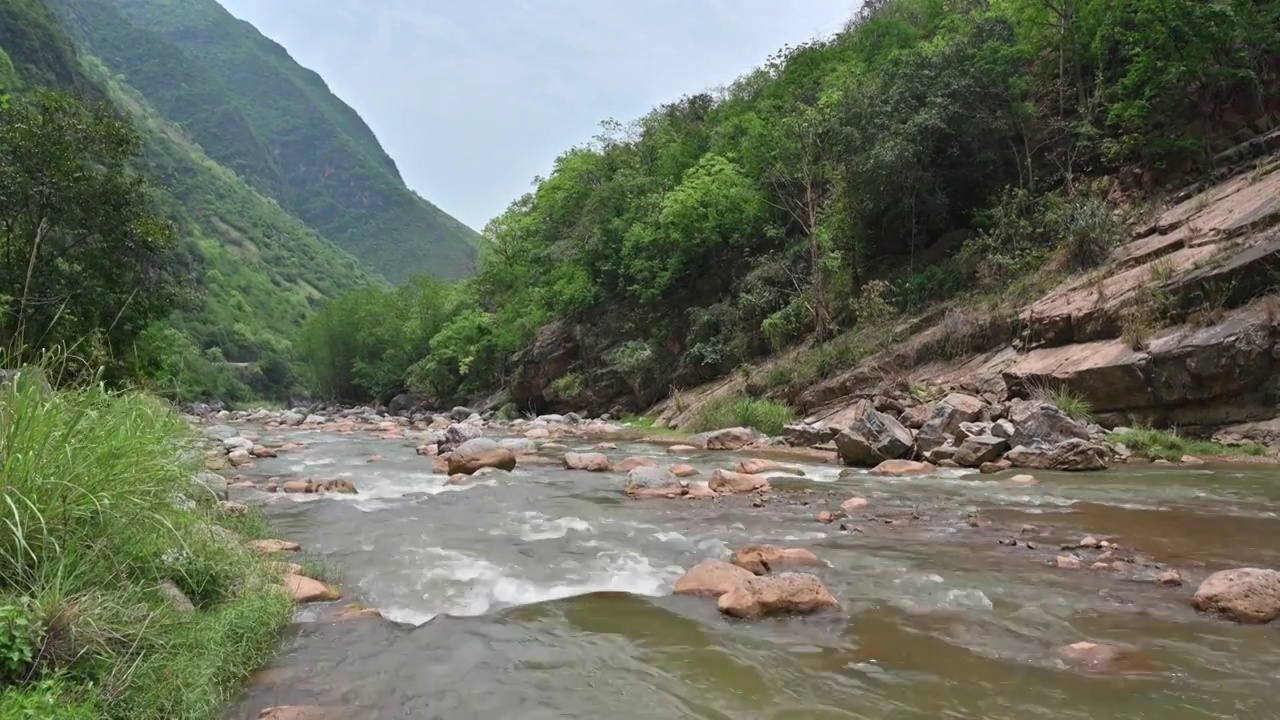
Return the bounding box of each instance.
[787,394,1126,472]
[674,545,838,619]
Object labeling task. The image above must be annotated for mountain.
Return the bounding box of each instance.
[51,0,480,283]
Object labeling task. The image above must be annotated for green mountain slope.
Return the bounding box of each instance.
[2,0,376,400]
[53,0,480,282]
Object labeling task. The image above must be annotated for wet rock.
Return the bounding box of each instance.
[596,442,617,450]
[1156,569,1184,587]
[1055,555,1083,569]
[1019,524,1041,535]
[868,459,933,477]
[448,438,518,475]
[282,480,310,494]
[1006,439,1109,471]
[314,480,356,494]
[206,424,238,441]
[223,436,254,452]
[1192,568,1280,624]
[450,406,474,422]
[916,393,986,452]
[617,456,658,472]
[817,511,836,524]
[840,497,869,513]
[252,539,301,554]
[730,545,822,575]
[227,449,253,467]
[673,559,754,597]
[923,444,959,464]
[498,438,538,456]
[1057,641,1152,673]
[716,572,839,619]
[667,444,698,455]
[540,442,570,452]
[284,574,340,603]
[1009,473,1037,483]
[738,458,805,475]
[979,459,1012,474]
[1006,400,1092,448]
[525,428,551,439]
[258,706,335,720]
[709,469,770,494]
[685,483,718,499]
[416,443,439,456]
[564,452,612,472]
[695,427,761,451]
[624,467,684,499]
[783,422,838,447]
[444,422,484,447]
[670,463,699,477]
[834,402,915,467]
[281,411,305,426]
[327,604,384,623]
[366,454,383,463]
[952,435,1010,468]
[1180,454,1206,466]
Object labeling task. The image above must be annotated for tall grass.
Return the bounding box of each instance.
[691,396,796,436]
[0,369,292,718]
[1110,424,1267,461]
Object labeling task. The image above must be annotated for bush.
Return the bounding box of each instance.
[0,372,291,718]
[691,395,795,436]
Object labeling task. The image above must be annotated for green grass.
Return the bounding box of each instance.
[1110,425,1268,461]
[0,369,292,719]
[690,396,796,437]
[1029,383,1094,421]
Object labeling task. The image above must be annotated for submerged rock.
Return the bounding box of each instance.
[716,573,839,619]
[448,438,517,475]
[1192,568,1280,624]
[709,469,770,494]
[673,559,753,597]
[1056,641,1153,673]
[730,544,822,575]
[284,574,341,603]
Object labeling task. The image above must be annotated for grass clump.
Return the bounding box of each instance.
[691,395,795,437]
[1110,425,1267,461]
[1028,383,1094,421]
[0,370,292,719]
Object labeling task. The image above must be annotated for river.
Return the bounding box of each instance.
[224,424,1280,719]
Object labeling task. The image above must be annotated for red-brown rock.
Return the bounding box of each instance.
[716,573,839,619]
[730,545,822,575]
[673,559,753,597]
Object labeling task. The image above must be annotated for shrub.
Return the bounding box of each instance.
[1045,194,1125,271]
[691,395,795,436]
[0,371,291,718]
[549,372,586,403]
[1028,382,1093,421]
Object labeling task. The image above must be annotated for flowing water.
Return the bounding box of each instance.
[225,427,1280,719]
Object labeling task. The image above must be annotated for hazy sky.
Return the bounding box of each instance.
[216,0,854,231]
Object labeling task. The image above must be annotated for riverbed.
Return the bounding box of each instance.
[224,426,1280,719]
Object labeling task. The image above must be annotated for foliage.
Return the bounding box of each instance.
[0,89,184,379]
[1110,425,1267,461]
[54,0,480,282]
[691,395,795,436]
[1028,382,1094,421]
[0,369,292,718]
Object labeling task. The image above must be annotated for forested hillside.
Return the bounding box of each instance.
[53,0,480,282]
[300,0,1280,414]
[1,0,379,400]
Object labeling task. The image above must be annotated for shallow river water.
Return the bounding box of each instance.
[225,427,1280,720]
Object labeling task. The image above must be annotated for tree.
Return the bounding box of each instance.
[0,89,184,371]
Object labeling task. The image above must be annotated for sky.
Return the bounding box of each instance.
[217,0,855,232]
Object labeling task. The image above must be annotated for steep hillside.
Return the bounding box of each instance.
[52,0,480,282]
[2,0,376,400]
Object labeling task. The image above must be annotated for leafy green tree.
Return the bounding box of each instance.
[0,89,184,373]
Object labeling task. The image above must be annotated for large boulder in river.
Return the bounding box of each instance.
[624,467,683,499]
[1007,399,1091,447]
[1192,568,1280,624]
[563,452,611,471]
[1006,439,1108,471]
[695,427,761,451]
[915,393,985,452]
[673,559,754,597]
[730,545,822,575]
[447,438,517,475]
[709,469,770,494]
[952,435,1010,468]
[833,402,914,467]
[716,573,839,619]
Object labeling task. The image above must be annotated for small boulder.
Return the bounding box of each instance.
[1181,455,1206,466]
[817,511,836,524]
[252,539,301,554]
[448,438,517,475]
[282,479,311,494]
[563,452,611,472]
[1191,568,1280,623]
[695,427,761,451]
[673,559,753,597]
[498,438,538,456]
[916,393,985,452]
[783,423,838,447]
[684,483,717,499]
[450,406,474,422]
[1006,439,1108,471]
[670,463,699,477]
[840,497,869,513]
[868,459,933,477]
[667,444,698,455]
[709,469,770,494]
[624,467,683,499]
[227,449,253,467]
[834,402,915,467]
[730,544,822,575]
[444,422,484,447]
[979,459,1012,474]
[284,574,341,603]
[1156,570,1184,587]
[716,573,839,619]
[738,458,805,475]
[1009,473,1037,483]
[617,456,658,472]
[1055,555,1082,569]
[1006,399,1091,448]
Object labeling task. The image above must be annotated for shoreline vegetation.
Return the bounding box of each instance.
[0,369,293,719]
